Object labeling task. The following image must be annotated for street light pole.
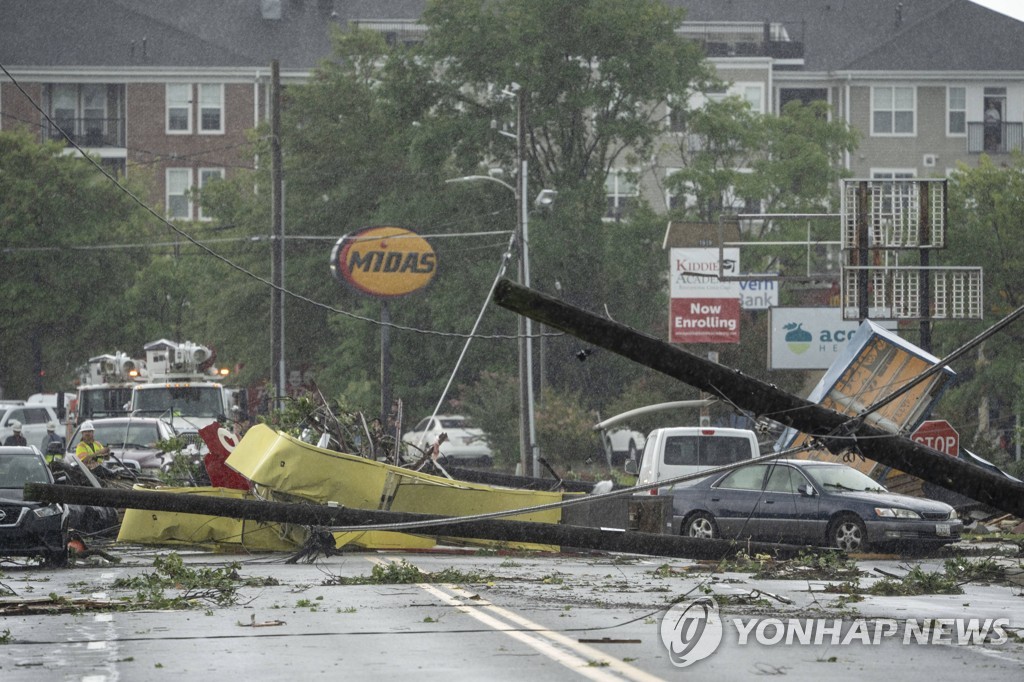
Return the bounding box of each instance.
[514,90,540,478]
[445,85,547,478]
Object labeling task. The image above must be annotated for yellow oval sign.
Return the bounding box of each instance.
[331,226,437,298]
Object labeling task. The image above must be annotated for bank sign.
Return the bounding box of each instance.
[769,308,898,369]
[669,248,741,344]
[331,226,437,298]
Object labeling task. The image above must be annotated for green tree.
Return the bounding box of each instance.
[665,99,858,225]
[421,0,712,190]
[0,130,152,397]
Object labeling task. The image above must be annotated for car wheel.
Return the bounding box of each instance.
[685,512,718,540]
[627,440,638,463]
[829,514,867,552]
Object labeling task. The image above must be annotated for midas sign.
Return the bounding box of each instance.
[331,226,437,298]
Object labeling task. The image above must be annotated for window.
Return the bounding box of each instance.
[740,84,764,113]
[199,84,224,133]
[81,84,107,145]
[605,170,638,220]
[198,168,224,220]
[779,88,829,110]
[51,84,77,138]
[947,87,966,136]
[166,84,191,133]
[664,168,690,211]
[872,86,915,135]
[716,464,768,491]
[764,465,804,493]
[666,96,687,133]
[166,168,193,220]
[871,170,916,229]
[662,436,754,467]
[24,408,50,425]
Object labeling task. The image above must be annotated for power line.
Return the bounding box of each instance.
[0,231,514,254]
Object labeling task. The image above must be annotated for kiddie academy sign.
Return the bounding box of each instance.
[669,248,741,344]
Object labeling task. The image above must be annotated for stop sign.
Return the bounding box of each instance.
[911,420,959,457]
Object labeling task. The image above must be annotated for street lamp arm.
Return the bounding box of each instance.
[445,175,516,195]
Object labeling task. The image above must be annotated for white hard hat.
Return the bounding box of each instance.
[12,420,22,432]
[47,421,57,430]
[80,420,95,431]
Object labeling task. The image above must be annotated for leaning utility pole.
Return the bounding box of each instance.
[494,278,1024,518]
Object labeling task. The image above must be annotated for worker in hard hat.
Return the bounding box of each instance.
[40,421,66,462]
[75,421,110,470]
[3,420,28,446]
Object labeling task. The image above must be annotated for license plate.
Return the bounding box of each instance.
[936,523,951,537]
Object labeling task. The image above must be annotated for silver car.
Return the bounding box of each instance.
[65,417,181,474]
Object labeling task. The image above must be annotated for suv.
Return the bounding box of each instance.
[0,404,61,448]
[0,446,69,566]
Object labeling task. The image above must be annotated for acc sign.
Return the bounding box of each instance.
[331,226,437,298]
[911,420,959,457]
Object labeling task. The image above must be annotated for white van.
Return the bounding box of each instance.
[625,426,761,489]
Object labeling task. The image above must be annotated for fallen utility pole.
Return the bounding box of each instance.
[26,484,806,561]
[493,279,1024,518]
[438,463,611,493]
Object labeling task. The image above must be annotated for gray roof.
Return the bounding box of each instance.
[0,0,427,71]
[1,0,1022,74]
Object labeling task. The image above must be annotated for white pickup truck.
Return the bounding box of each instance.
[625,426,761,489]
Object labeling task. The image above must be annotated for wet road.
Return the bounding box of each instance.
[1,546,1023,680]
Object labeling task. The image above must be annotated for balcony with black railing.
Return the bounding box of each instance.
[967,121,1023,154]
[44,117,125,148]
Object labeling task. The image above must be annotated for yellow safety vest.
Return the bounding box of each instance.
[76,440,105,465]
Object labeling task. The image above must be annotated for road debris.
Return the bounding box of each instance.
[238,614,286,627]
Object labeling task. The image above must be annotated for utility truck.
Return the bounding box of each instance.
[128,339,237,432]
[72,352,147,425]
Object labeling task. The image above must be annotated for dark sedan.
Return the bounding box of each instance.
[0,446,69,566]
[670,459,962,551]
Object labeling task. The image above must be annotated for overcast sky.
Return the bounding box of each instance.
[970,0,1024,22]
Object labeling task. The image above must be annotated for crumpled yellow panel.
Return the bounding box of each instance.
[227,425,565,550]
[116,486,302,551]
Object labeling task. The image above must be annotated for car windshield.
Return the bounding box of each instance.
[72,423,162,450]
[804,465,887,493]
[439,418,469,429]
[79,387,133,419]
[663,435,752,467]
[0,453,50,487]
[133,386,224,419]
